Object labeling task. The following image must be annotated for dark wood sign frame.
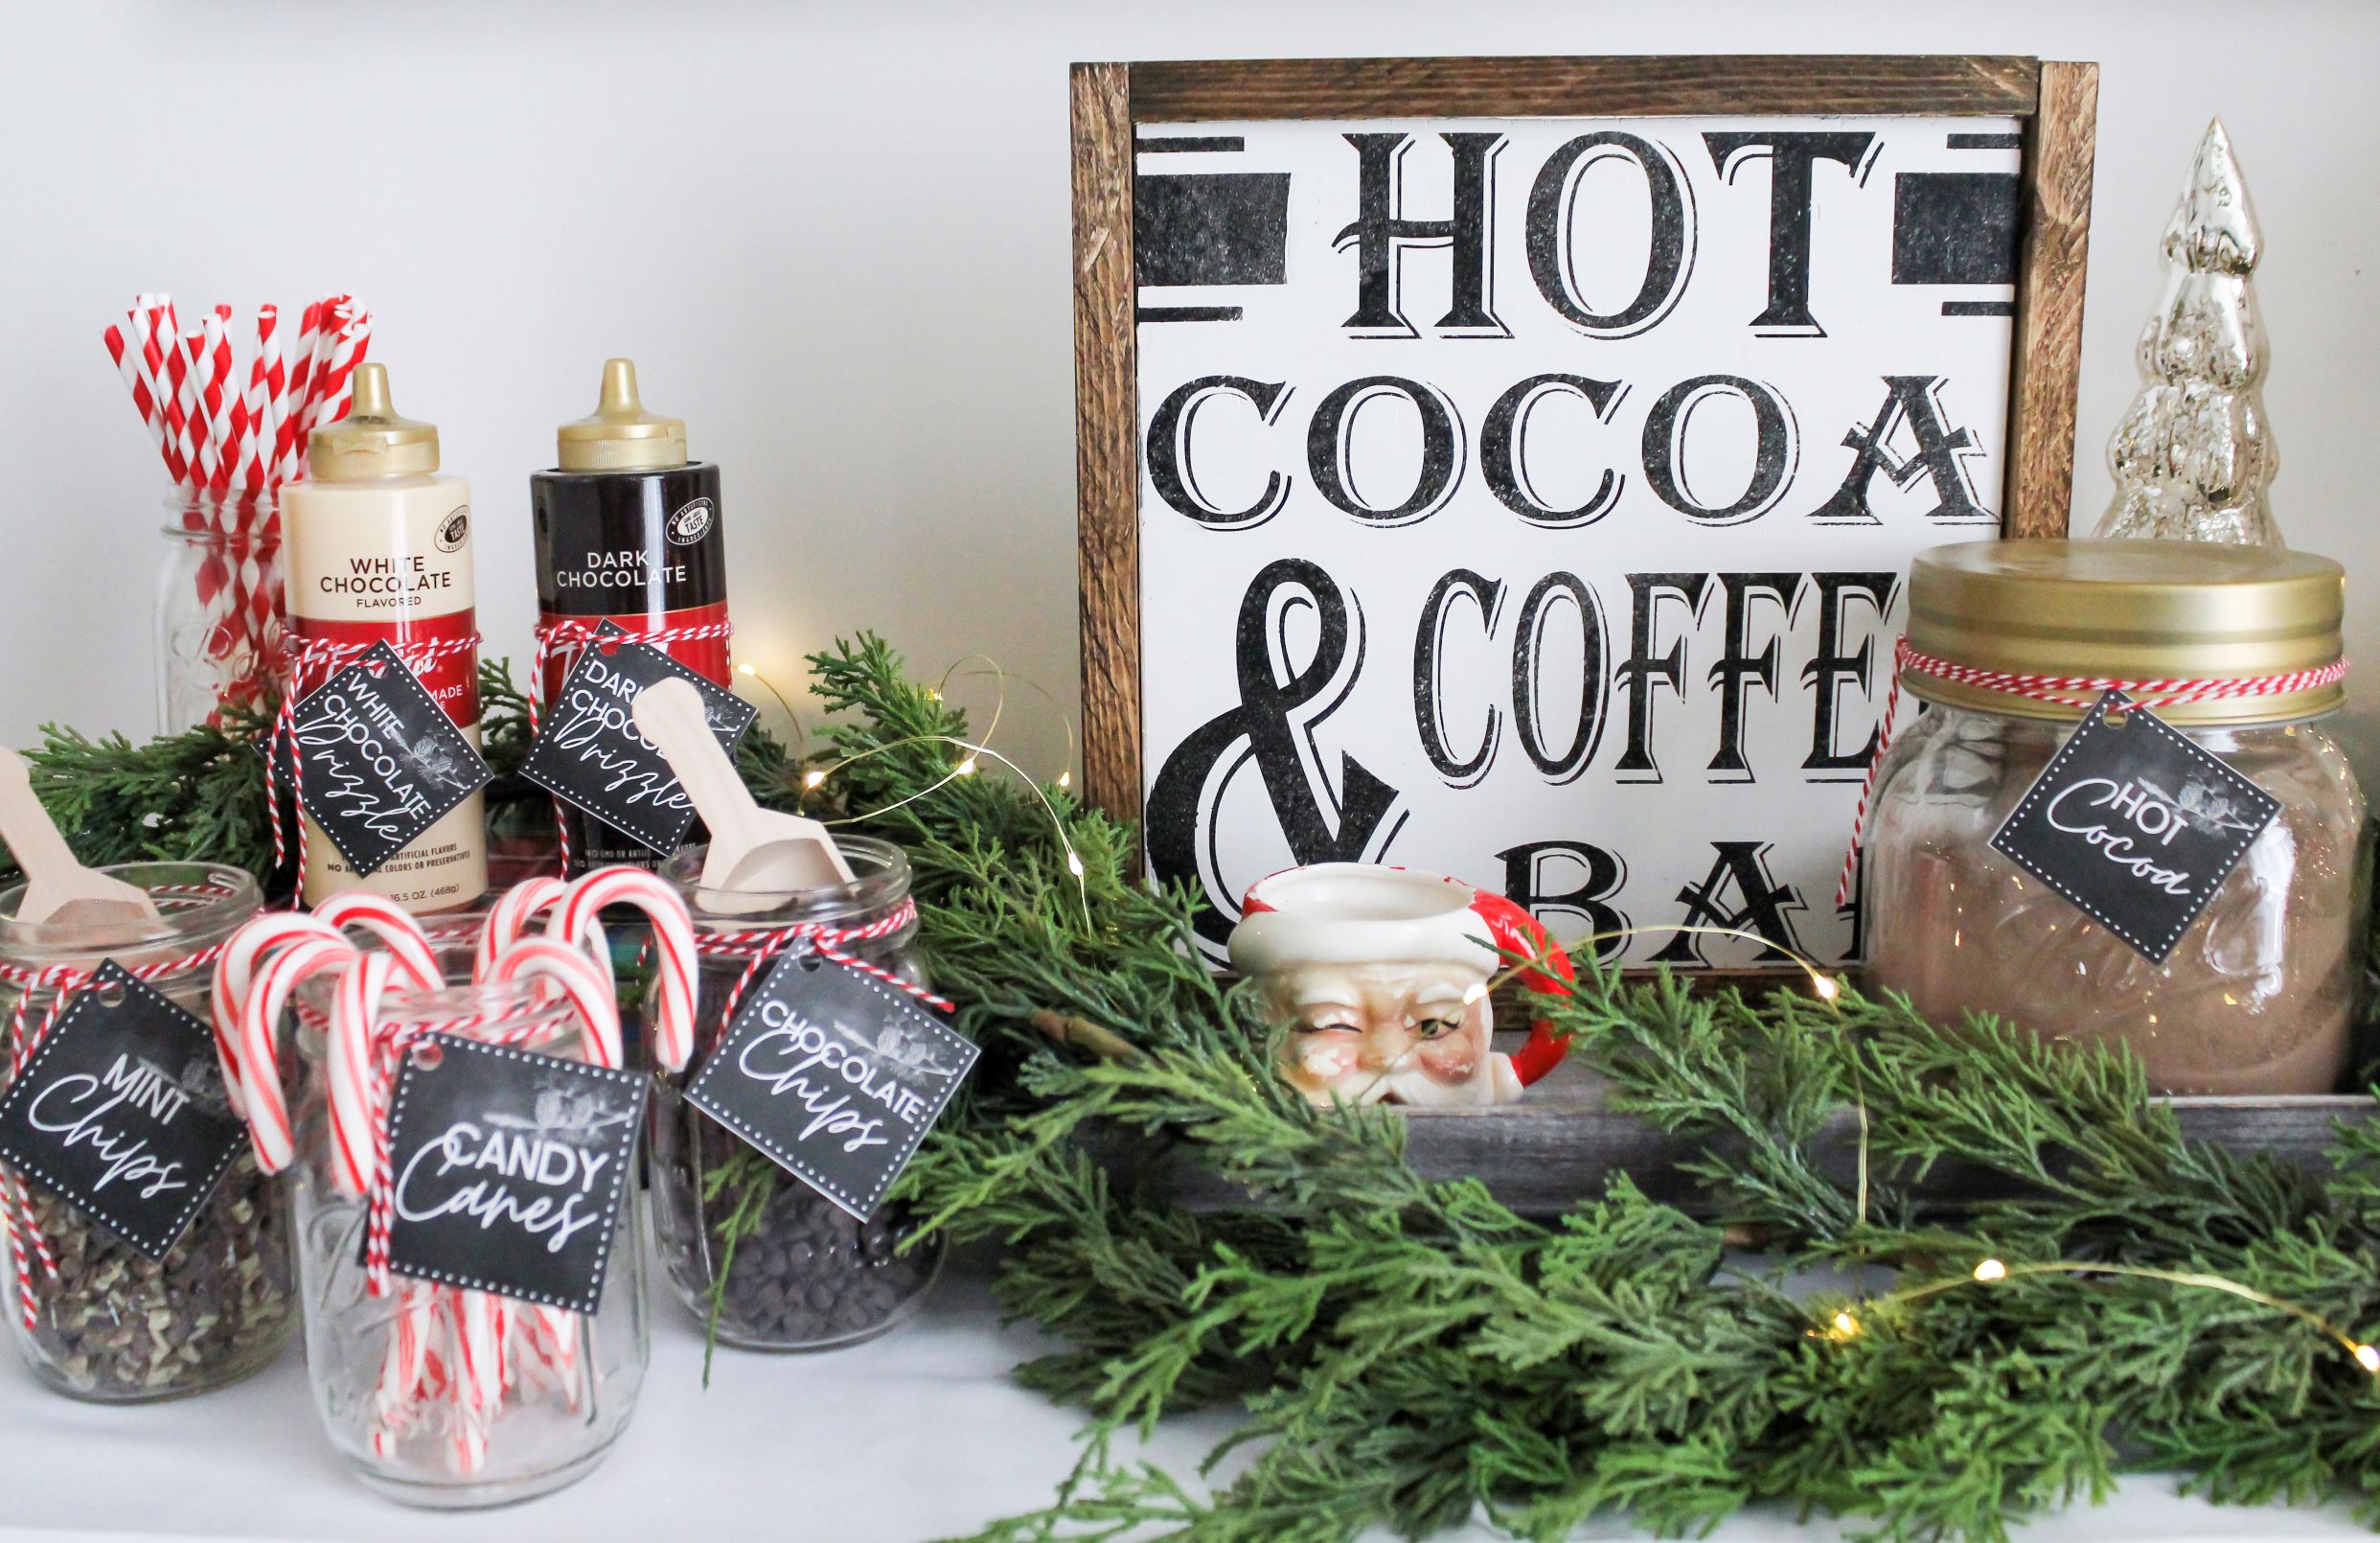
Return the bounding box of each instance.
[1071,54,2099,828]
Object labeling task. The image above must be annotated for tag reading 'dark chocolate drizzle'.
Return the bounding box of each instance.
[282,641,493,878]
[517,621,758,856]
[1989,691,2281,964]
[0,964,247,1259]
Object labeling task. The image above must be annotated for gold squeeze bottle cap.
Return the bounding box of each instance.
[309,363,440,480]
[557,358,687,472]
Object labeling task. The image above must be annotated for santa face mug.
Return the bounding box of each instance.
[1226,864,1574,1108]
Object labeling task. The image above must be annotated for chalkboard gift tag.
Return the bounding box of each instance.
[687,952,978,1222]
[282,641,493,878]
[0,962,248,1259]
[517,620,759,855]
[1990,691,2281,964]
[380,1034,648,1314]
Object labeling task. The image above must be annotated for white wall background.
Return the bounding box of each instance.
[3,0,2374,787]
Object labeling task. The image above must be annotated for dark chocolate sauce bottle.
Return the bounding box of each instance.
[531,359,732,874]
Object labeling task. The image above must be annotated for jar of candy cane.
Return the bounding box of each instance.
[0,864,293,1401]
[227,892,653,1507]
[647,840,945,1351]
[155,494,286,733]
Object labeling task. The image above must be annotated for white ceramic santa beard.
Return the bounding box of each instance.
[1271,959,1519,1108]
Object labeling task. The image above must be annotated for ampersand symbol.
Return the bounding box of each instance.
[1147,559,1406,945]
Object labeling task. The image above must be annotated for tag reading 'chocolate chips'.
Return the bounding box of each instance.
[381,1035,648,1314]
[1990,691,2281,963]
[688,953,977,1221]
[0,963,247,1259]
[284,641,492,877]
[518,621,758,856]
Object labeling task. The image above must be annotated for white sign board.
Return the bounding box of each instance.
[1133,116,2024,965]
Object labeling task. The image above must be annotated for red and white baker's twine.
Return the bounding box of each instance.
[209,866,694,1476]
[1834,637,2351,906]
[0,935,232,1330]
[697,898,950,1040]
[526,617,736,876]
[263,633,485,876]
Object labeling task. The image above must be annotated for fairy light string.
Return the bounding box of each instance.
[737,656,1093,925]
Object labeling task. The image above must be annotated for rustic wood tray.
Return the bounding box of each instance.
[1092,966,2377,1216]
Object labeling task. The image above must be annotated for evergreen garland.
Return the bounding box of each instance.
[10,638,2378,1541]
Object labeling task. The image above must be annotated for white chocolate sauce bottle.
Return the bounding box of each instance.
[279,363,488,911]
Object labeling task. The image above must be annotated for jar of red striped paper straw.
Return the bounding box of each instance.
[155,490,286,730]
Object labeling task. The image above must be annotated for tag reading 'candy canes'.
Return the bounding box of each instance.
[378,1035,647,1316]
[1990,691,2282,963]
[518,620,757,856]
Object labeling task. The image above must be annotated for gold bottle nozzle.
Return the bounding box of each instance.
[309,363,441,481]
[557,358,688,472]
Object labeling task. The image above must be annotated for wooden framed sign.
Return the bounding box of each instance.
[1073,55,2097,967]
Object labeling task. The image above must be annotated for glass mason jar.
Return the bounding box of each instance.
[0,863,292,1400]
[286,969,649,1507]
[648,839,944,1351]
[1864,541,2369,1095]
[155,493,286,733]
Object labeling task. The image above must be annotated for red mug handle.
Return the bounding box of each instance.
[1468,892,1574,1086]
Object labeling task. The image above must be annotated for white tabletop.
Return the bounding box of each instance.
[0,1259,2365,1543]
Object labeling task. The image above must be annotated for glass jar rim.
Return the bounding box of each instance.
[0,863,261,968]
[660,835,912,931]
[291,967,580,1061]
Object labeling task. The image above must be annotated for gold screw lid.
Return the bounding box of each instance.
[1905,539,2346,724]
[308,363,439,481]
[557,358,687,472]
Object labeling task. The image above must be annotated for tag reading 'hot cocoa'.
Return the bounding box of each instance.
[1989,691,2281,964]
[0,964,247,1259]
[282,642,493,878]
[687,954,977,1222]
[380,1035,647,1315]
[518,621,758,856]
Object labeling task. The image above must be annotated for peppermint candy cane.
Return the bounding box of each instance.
[475,878,568,981]
[545,865,698,1071]
[212,910,347,1117]
[483,938,625,1400]
[313,891,445,992]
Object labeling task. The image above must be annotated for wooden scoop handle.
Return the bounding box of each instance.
[0,748,85,894]
[632,679,762,857]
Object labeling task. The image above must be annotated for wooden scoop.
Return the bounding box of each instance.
[0,748,160,929]
[632,678,856,909]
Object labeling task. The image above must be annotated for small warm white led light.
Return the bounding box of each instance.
[1830,1311,1861,1340]
[1973,1258,2007,1282]
[1065,852,1086,878]
[2355,1344,2380,1374]
[1461,981,1489,1006]
[803,769,828,790]
[738,663,756,677]
[1058,770,1072,789]
[955,756,978,776]
[1813,974,1842,1002]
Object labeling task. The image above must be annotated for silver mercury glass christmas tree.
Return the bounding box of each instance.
[2095,119,2280,546]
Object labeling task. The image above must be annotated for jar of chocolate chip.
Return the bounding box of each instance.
[0,863,293,1401]
[648,839,944,1352]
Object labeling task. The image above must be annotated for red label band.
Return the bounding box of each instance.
[291,609,481,727]
[537,601,733,705]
